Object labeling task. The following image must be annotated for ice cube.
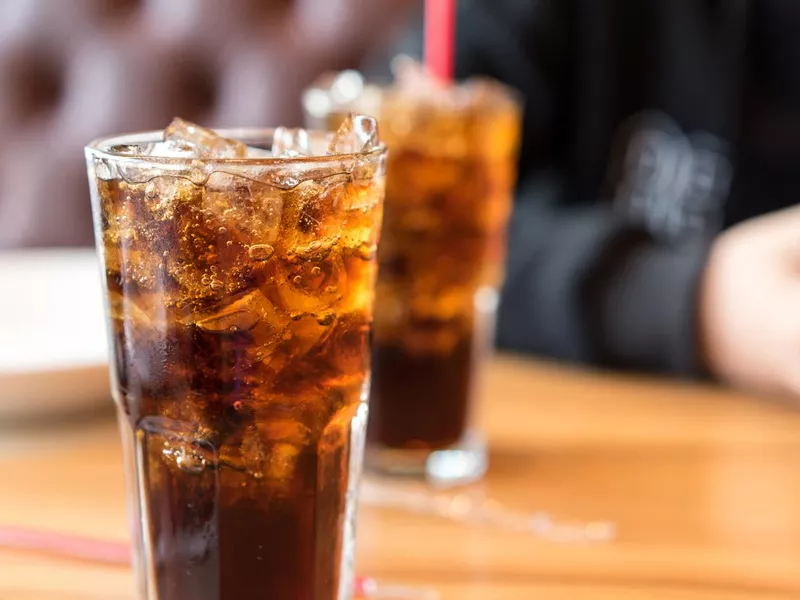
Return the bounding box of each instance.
[271,312,337,372]
[463,77,519,108]
[143,175,199,221]
[269,128,331,158]
[164,117,247,159]
[391,55,443,94]
[145,140,198,158]
[240,419,312,485]
[248,183,284,243]
[317,311,370,383]
[275,180,326,245]
[272,249,345,317]
[271,127,310,157]
[185,289,290,337]
[193,294,262,334]
[327,114,379,155]
[246,146,273,158]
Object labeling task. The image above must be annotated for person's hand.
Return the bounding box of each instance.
[699,204,800,398]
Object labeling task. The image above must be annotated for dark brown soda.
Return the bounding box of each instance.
[137,421,336,600]
[368,335,474,450]
[362,85,520,459]
[93,142,383,600]
[115,293,362,600]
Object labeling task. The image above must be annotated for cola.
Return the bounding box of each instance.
[369,89,519,461]
[305,70,521,481]
[86,117,385,600]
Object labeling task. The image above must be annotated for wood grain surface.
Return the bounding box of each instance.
[1,355,799,599]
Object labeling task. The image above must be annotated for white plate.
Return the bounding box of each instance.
[0,249,111,420]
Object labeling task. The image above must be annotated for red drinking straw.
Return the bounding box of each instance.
[0,526,438,598]
[0,525,130,565]
[424,0,456,81]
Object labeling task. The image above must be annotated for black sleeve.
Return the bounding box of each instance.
[456,0,711,375]
[498,176,711,375]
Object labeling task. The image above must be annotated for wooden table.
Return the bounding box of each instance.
[2,356,800,599]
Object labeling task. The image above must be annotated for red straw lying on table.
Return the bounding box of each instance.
[0,525,130,565]
[0,525,438,599]
[424,0,456,81]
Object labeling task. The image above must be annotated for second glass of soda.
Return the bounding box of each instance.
[305,66,522,484]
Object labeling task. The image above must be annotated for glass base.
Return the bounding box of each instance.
[365,430,487,486]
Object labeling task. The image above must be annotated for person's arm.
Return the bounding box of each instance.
[498,177,710,374]
[457,0,710,375]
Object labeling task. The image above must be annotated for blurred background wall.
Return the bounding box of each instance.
[0,0,417,249]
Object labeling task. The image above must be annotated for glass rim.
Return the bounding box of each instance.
[85,127,387,165]
[302,73,523,119]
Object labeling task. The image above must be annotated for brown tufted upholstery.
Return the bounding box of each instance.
[0,0,413,248]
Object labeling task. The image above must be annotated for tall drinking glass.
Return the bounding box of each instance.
[86,119,386,600]
[305,72,521,485]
